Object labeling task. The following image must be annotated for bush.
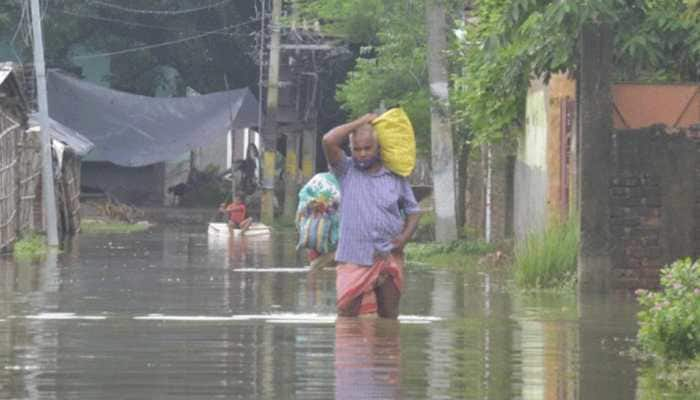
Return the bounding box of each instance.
[637,258,700,361]
[405,240,496,269]
[81,219,152,234]
[13,233,47,260]
[513,216,579,289]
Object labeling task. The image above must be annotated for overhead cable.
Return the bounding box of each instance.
[71,19,258,60]
[57,9,251,36]
[87,0,232,16]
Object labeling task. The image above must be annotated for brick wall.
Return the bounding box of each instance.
[609,126,700,289]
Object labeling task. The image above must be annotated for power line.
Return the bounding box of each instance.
[9,1,29,62]
[87,0,232,16]
[71,19,258,60]
[57,9,246,36]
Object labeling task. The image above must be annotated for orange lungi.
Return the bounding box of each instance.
[335,252,404,315]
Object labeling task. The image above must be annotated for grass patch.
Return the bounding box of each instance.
[13,233,48,260]
[513,215,579,289]
[81,219,152,234]
[638,358,700,397]
[405,240,497,270]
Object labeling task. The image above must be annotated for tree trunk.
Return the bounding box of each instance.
[456,142,470,235]
[426,0,458,242]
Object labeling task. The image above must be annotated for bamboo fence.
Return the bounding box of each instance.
[0,109,21,250]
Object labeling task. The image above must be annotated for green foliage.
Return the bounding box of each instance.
[639,358,700,396]
[513,215,579,289]
[452,0,700,144]
[0,1,256,95]
[296,0,385,44]
[13,233,47,260]
[300,0,466,156]
[81,219,151,234]
[405,239,495,269]
[636,258,700,361]
[332,0,432,155]
[179,165,229,207]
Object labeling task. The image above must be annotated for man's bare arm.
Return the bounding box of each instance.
[392,212,422,251]
[322,113,377,166]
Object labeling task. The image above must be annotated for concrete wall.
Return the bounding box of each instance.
[514,85,548,240]
[608,126,700,289]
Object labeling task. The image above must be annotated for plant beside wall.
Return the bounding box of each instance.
[81,220,152,234]
[13,233,48,260]
[405,240,497,270]
[636,258,700,390]
[637,258,700,360]
[513,216,580,289]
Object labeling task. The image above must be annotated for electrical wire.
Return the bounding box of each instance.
[87,0,232,16]
[9,1,28,62]
[71,19,259,60]
[57,9,249,36]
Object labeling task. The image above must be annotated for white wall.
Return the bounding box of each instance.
[514,86,549,240]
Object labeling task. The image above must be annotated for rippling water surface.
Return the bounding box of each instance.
[0,226,687,399]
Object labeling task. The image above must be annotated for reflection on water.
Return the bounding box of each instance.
[0,226,692,399]
[335,318,400,400]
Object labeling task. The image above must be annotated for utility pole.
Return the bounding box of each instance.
[260,0,281,225]
[30,0,59,246]
[426,0,458,242]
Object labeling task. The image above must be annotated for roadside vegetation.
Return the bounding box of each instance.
[512,216,580,290]
[405,240,499,270]
[12,233,48,260]
[635,258,700,391]
[81,219,152,234]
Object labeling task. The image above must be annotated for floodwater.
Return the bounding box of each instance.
[0,226,693,399]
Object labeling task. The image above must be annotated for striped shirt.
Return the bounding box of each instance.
[331,156,421,266]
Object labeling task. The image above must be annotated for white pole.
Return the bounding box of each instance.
[30,0,59,246]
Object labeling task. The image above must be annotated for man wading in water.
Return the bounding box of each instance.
[323,113,421,318]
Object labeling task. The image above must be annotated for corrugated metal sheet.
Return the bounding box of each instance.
[28,113,95,157]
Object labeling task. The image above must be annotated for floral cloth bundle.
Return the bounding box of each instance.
[296,173,341,254]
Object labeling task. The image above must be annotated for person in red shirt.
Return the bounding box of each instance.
[219,194,252,234]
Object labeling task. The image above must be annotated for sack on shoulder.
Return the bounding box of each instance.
[372,107,416,177]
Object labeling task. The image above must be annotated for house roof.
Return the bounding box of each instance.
[0,62,28,111]
[28,113,95,157]
[47,70,260,167]
[0,63,14,86]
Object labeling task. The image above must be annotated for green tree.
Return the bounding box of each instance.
[1,0,258,95]
[452,0,700,144]
[298,0,463,156]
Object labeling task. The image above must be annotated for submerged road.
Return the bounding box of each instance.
[0,226,666,399]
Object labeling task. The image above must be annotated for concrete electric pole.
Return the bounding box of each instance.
[30,0,59,246]
[260,0,282,225]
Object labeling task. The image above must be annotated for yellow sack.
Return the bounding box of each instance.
[371,108,416,177]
